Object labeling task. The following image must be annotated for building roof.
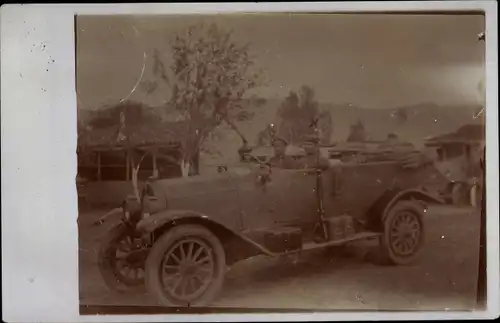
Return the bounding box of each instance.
[78,102,179,150]
[77,101,215,151]
[78,121,186,150]
[425,123,485,145]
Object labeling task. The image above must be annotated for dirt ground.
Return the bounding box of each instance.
[78,205,480,311]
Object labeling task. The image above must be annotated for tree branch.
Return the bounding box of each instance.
[223,115,248,145]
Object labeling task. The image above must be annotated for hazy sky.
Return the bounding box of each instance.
[76,13,485,110]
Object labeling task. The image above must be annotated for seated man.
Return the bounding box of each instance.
[268,137,298,169]
[269,136,333,171]
[299,139,331,170]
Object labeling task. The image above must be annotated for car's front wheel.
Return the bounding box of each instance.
[145,224,226,307]
[98,223,146,293]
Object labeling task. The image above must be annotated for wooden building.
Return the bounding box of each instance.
[424,123,484,206]
[77,106,200,182]
[424,123,484,177]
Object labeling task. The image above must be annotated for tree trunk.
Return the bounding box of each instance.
[152,150,159,178]
[130,157,141,202]
[180,160,191,177]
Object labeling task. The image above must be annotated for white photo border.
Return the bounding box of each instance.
[1,1,498,322]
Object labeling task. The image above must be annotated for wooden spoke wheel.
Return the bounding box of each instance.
[98,223,147,293]
[145,225,226,307]
[379,201,425,265]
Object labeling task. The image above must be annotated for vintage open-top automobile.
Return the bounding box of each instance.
[96,139,448,307]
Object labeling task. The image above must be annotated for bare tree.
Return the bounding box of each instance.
[150,23,265,176]
[90,109,149,226]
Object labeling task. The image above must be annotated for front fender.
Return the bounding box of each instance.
[135,209,274,261]
[135,209,211,233]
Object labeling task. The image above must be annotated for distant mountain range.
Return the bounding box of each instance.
[325,102,483,144]
[231,98,484,145]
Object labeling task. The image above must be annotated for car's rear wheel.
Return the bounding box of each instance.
[379,200,425,266]
[98,223,146,293]
[145,224,226,307]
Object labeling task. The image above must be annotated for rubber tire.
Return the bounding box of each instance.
[145,224,226,307]
[379,200,425,266]
[97,223,146,293]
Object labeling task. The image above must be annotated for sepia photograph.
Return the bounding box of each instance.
[74,11,487,314]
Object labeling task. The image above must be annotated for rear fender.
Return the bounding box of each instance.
[366,188,444,231]
[381,188,445,221]
[135,209,273,265]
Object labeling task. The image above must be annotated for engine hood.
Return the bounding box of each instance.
[148,172,239,208]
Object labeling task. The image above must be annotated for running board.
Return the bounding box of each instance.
[302,232,382,251]
[274,231,382,256]
[261,232,382,257]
